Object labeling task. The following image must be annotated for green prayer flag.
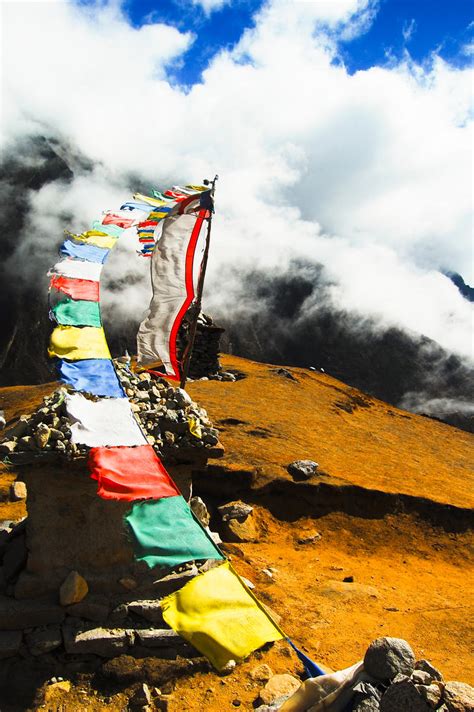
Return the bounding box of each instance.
[125,496,223,569]
[52,299,102,327]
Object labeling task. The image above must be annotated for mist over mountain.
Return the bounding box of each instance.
[0,136,472,432]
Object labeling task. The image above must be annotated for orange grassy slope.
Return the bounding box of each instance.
[188,355,474,511]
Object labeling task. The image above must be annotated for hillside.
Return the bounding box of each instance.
[0,355,473,710]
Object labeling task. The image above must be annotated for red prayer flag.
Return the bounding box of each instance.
[102,213,137,229]
[88,445,180,501]
[50,275,100,301]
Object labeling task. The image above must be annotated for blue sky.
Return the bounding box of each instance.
[117,0,473,85]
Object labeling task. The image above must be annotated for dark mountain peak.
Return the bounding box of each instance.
[445,271,474,302]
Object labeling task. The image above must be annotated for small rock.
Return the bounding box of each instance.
[220,372,236,382]
[417,682,443,709]
[364,637,415,681]
[443,681,474,712]
[259,674,301,705]
[43,680,71,701]
[224,515,259,543]
[127,600,165,625]
[415,660,443,681]
[220,659,236,674]
[130,683,153,709]
[174,388,193,407]
[9,481,27,501]
[35,423,51,448]
[343,575,354,583]
[119,577,138,591]
[135,629,182,648]
[49,428,65,440]
[66,595,109,622]
[251,664,273,682]
[0,441,17,454]
[59,571,88,606]
[287,460,319,481]
[190,496,211,527]
[411,670,433,685]
[296,531,321,545]
[353,699,381,711]
[218,500,253,521]
[25,625,62,656]
[63,626,129,657]
[380,679,431,712]
[164,432,175,446]
[0,630,22,659]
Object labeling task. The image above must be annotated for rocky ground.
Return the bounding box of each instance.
[0,355,472,711]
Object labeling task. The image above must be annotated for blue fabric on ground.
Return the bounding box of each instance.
[287,639,325,678]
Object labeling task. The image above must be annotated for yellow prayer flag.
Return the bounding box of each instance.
[48,326,111,361]
[161,561,284,670]
[74,231,118,250]
[133,192,168,207]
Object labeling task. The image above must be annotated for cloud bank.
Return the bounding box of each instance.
[0,0,472,361]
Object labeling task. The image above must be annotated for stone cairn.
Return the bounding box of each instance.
[0,360,222,463]
[177,312,237,382]
[0,361,229,663]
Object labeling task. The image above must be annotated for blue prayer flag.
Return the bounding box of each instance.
[56,358,125,398]
[59,239,109,264]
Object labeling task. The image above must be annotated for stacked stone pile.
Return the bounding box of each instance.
[253,637,474,711]
[177,312,239,381]
[0,360,222,462]
[187,313,225,380]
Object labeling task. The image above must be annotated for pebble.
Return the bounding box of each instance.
[59,571,88,606]
[259,674,301,705]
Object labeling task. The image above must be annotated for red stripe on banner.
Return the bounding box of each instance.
[102,213,136,229]
[138,220,159,228]
[167,210,207,381]
[88,444,180,501]
[49,275,100,302]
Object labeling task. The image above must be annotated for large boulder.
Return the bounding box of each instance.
[364,637,415,681]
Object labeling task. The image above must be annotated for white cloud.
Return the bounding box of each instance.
[1,0,472,360]
[191,0,231,15]
[402,18,416,43]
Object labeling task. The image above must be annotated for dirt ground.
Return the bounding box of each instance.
[0,355,473,711]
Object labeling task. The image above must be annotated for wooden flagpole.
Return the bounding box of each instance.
[180,175,218,389]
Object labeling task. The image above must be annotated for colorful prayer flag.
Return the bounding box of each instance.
[73,231,118,250]
[52,298,101,327]
[161,561,284,670]
[65,393,146,447]
[125,496,223,569]
[49,275,100,301]
[50,259,103,282]
[48,325,110,360]
[136,210,207,379]
[90,221,124,237]
[88,445,180,501]
[59,239,109,264]
[56,358,124,398]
